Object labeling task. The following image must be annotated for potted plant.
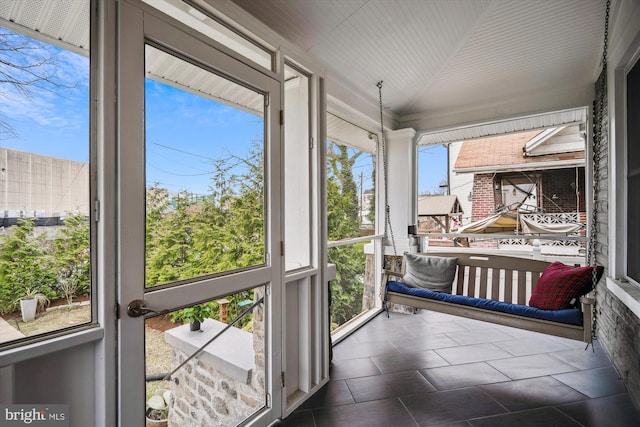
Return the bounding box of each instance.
[145,390,171,427]
[172,302,214,331]
[18,288,49,322]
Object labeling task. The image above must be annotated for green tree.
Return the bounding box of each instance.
[144,140,264,327]
[326,141,366,328]
[145,190,196,286]
[193,140,264,275]
[53,213,90,305]
[0,218,56,313]
[366,152,376,225]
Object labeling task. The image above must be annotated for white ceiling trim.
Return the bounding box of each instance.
[453,158,585,175]
[417,107,588,146]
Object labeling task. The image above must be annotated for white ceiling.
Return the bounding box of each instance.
[231,0,607,129]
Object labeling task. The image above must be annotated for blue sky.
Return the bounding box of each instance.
[0,29,89,162]
[1,27,447,198]
[144,79,263,195]
[418,145,448,195]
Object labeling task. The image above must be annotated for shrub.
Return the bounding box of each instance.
[0,219,57,313]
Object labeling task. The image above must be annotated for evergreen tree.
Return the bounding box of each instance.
[53,213,90,305]
[0,218,56,313]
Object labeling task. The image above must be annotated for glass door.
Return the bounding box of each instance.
[117,3,282,425]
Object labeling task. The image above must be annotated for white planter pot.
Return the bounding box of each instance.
[20,297,38,322]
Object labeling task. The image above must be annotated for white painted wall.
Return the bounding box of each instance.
[447,141,474,225]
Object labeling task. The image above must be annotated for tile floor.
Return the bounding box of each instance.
[275,310,640,426]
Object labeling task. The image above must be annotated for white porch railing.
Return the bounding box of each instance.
[419,232,587,264]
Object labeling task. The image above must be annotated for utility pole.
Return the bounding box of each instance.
[359,172,363,223]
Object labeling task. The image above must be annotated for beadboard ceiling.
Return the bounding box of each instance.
[231,0,607,127]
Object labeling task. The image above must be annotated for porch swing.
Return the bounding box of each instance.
[380,1,610,345]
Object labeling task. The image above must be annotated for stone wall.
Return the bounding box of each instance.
[596,288,640,407]
[363,254,377,311]
[165,317,264,426]
[591,66,640,410]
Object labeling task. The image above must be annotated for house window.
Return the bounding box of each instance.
[627,57,640,284]
[0,2,93,346]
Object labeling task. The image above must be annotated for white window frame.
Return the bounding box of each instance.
[608,31,640,318]
[0,0,100,358]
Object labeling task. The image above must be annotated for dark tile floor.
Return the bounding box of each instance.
[275,310,640,426]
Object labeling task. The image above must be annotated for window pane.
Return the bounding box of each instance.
[284,65,311,270]
[0,4,91,346]
[326,114,376,240]
[144,45,265,288]
[326,114,376,331]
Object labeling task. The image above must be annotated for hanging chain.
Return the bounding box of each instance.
[378,81,397,258]
[588,0,610,344]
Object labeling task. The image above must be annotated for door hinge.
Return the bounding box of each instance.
[310,136,314,150]
[266,284,271,296]
[114,303,120,319]
[281,372,285,388]
[94,199,100,222]
[266,393,271,407]
[280,110,284,126]
[280,241,285,257]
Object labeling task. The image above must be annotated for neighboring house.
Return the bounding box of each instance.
[360,188,374,228]
[449,125,586,251]
[417,194,463,233]
[451,125,585,220]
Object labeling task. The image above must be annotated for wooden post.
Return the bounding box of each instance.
[217,298,230,324]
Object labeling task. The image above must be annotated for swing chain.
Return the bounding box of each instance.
[588,0,610,345]
[378,81,397,258]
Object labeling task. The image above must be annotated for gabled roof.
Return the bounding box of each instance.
[453,128,585,174]
[418,195,463,216]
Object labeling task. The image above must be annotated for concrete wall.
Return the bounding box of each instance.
[0,148,89,216]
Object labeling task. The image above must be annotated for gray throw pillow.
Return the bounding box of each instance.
[402,254,458,293]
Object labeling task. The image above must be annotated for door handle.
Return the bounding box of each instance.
[126,299,168,317]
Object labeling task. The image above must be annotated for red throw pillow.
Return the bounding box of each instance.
[529,262,604,310]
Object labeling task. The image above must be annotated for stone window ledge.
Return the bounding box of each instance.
[606,276,640,319]
[164,319,254,384]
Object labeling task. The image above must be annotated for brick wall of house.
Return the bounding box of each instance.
[470,173,499,248]
[471,173,499,221]
[540,168,585,213]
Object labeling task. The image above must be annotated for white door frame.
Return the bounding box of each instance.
[116,2,283,425]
